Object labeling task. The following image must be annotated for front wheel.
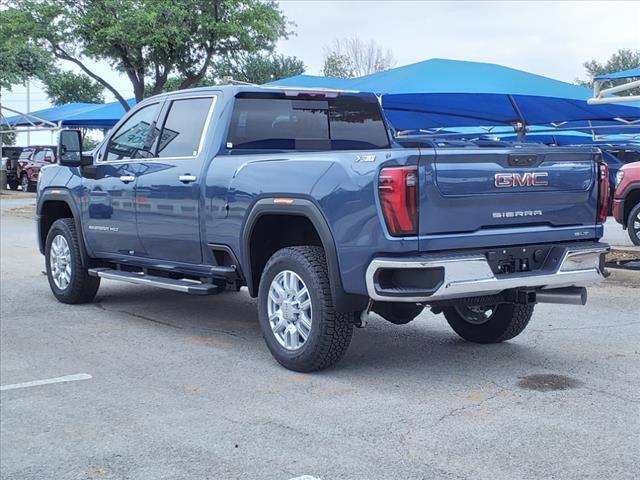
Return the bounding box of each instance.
[45,218,100,304]
[258,246,355,372]
[627,203,640,246]
[20,174,34,192]
[442,302,534,344]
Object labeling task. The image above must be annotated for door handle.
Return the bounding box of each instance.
[178,174,197,183]
[119,175,135,183]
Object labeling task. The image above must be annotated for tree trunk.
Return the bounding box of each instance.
[53,46,131,112]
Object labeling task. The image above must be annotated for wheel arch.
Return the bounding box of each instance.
[622,186,640,228]
[242,198,367,313]
[38,189,90,267]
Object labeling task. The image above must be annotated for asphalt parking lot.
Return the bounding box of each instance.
[1,193,639,480]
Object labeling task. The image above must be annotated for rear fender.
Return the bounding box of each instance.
[242,198,368,313]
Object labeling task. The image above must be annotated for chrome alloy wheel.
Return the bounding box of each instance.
[267,270,312,351]
[21,175,29,192]
[454,305,497,325]
[50,234,72,290]
[633,211,640,238]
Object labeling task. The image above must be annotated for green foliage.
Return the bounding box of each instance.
[322,53,355,79]
[577,49,640,96]
[214,53,305,84]
[1,130,18,146]
[41,69,104,105]
[0,8,53,89]
[5,0,290,109]
[321,37,395,79]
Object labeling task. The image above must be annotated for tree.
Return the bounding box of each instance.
[1,130,17,146]
[321,37,395,78]
[41,69,104,105]
[0,8,52,89]
[5,0,290,110]
[322,53,355,78]
[577,49,640,96]
[214,53,305,84]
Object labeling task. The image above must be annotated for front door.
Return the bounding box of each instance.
[82,102,162,257]
[135,95,216,264]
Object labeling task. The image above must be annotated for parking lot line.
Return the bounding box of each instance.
[0,373,92,392]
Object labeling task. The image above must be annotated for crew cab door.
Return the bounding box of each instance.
[134,95,216,264]
[83,102,162,257]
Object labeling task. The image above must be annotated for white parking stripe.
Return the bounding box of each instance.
[0,373,92,391]
[289,477,322,480]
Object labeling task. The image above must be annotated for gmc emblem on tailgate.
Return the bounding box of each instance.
[494,172,549,188]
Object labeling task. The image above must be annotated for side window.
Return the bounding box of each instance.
[19,149,33,161]
[156,97,214,158]
[105,103,160,161]
[33,150,46,162]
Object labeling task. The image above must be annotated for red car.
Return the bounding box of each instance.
[16,146,57,192]
[612,161,640,246]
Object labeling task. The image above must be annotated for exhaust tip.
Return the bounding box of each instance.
[536,287,587,306]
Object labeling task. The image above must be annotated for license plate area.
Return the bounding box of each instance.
[486,244,562,275]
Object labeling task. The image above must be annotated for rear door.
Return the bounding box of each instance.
[135,95,216,264]
[418,146,598,250]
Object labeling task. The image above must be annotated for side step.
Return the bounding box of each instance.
[88,268,221,295]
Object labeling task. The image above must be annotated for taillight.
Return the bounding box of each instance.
[378,166,418,236]
[597,162,609,224]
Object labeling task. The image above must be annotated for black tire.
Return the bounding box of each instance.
[442,302,534,344]
[20,174,34,192]
[45,218,100,304]
[373,302,424,325]
[8,179,19,190]
[627,202,640,246]
[257,246,355,372]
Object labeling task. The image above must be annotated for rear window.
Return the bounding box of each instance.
[610,148,640,164]
[227,94,390,151]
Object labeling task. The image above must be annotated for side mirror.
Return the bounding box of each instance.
[58,130,83,166]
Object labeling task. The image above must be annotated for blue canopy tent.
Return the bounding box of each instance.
[2,99,136,130]
[269,59,640,138]
[2,102,100,130]
[60,99,136,128]
[595,67,640,81]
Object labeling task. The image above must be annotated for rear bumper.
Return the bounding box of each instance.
[365,242,609,302]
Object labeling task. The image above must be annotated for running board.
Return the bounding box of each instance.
[88,268,221,295]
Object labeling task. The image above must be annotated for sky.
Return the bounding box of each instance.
[3,0,639,145]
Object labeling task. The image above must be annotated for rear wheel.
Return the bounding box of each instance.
[258,246,355,372]
[8,178,19,190]
[627,203,640,246]
[442,302,534,343]
[45,218,100,304]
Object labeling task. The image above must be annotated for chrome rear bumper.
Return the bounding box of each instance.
[365,243,609,303]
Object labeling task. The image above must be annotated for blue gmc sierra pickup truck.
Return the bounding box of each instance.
[37,85,610,371]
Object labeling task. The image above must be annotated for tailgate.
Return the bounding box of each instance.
[418,147,600,250]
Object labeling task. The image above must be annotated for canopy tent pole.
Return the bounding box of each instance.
[507,95,527,141]
[589,79,640,105]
